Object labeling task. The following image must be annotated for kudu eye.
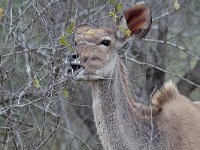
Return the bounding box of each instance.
[100,39,111,47]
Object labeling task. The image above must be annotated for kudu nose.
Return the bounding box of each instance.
[67,53,79,62]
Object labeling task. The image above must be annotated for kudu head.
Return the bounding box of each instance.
[67,2,152,80]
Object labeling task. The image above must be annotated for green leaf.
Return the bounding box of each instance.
[108,11,117,22]
[118,25,127,33]
[116,2,123,12]
[33,78,40,88]
[110,0,116,5]
[108,11,115,17]
[124,29,131,36]
[59,35,67,46]
[66,42,74,51]
[58,35,74,51]
[0,8,4,19]
[62,88,69,98]
[66,27,73,35]
[67,21,75,35]
[66,21,75,36]
[174,0,180,10]
[118,25,131,36]
[70,21,75,30]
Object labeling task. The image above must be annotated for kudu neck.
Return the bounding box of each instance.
[90,55,150,149]
[91,55,137,111]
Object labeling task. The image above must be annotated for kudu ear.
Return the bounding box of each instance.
[116,2,152,43]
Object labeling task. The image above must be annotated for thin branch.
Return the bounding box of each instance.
[127,57,200,88]
[143,38,200,61]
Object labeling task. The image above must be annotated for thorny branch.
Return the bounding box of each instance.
[0,0,199,149]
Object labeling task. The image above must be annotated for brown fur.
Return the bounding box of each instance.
[193,101,200,112]
[71,2,200,150]
[152,81,179,108]
[119,60,135,103]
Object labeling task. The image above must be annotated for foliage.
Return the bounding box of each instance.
[0,0,200,149]
[59,21,75,51]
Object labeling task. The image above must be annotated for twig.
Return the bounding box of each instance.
[143,38,200,61]
[127,57,200,88]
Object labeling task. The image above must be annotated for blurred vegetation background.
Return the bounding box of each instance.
[0,0,200,149]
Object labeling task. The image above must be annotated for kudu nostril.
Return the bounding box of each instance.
[72,54,79,59]
[67,53,79,62]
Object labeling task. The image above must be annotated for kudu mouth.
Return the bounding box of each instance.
[66,53,84,75]
[70,60,83,72]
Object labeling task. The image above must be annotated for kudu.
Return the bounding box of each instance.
[67,2,200,150]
